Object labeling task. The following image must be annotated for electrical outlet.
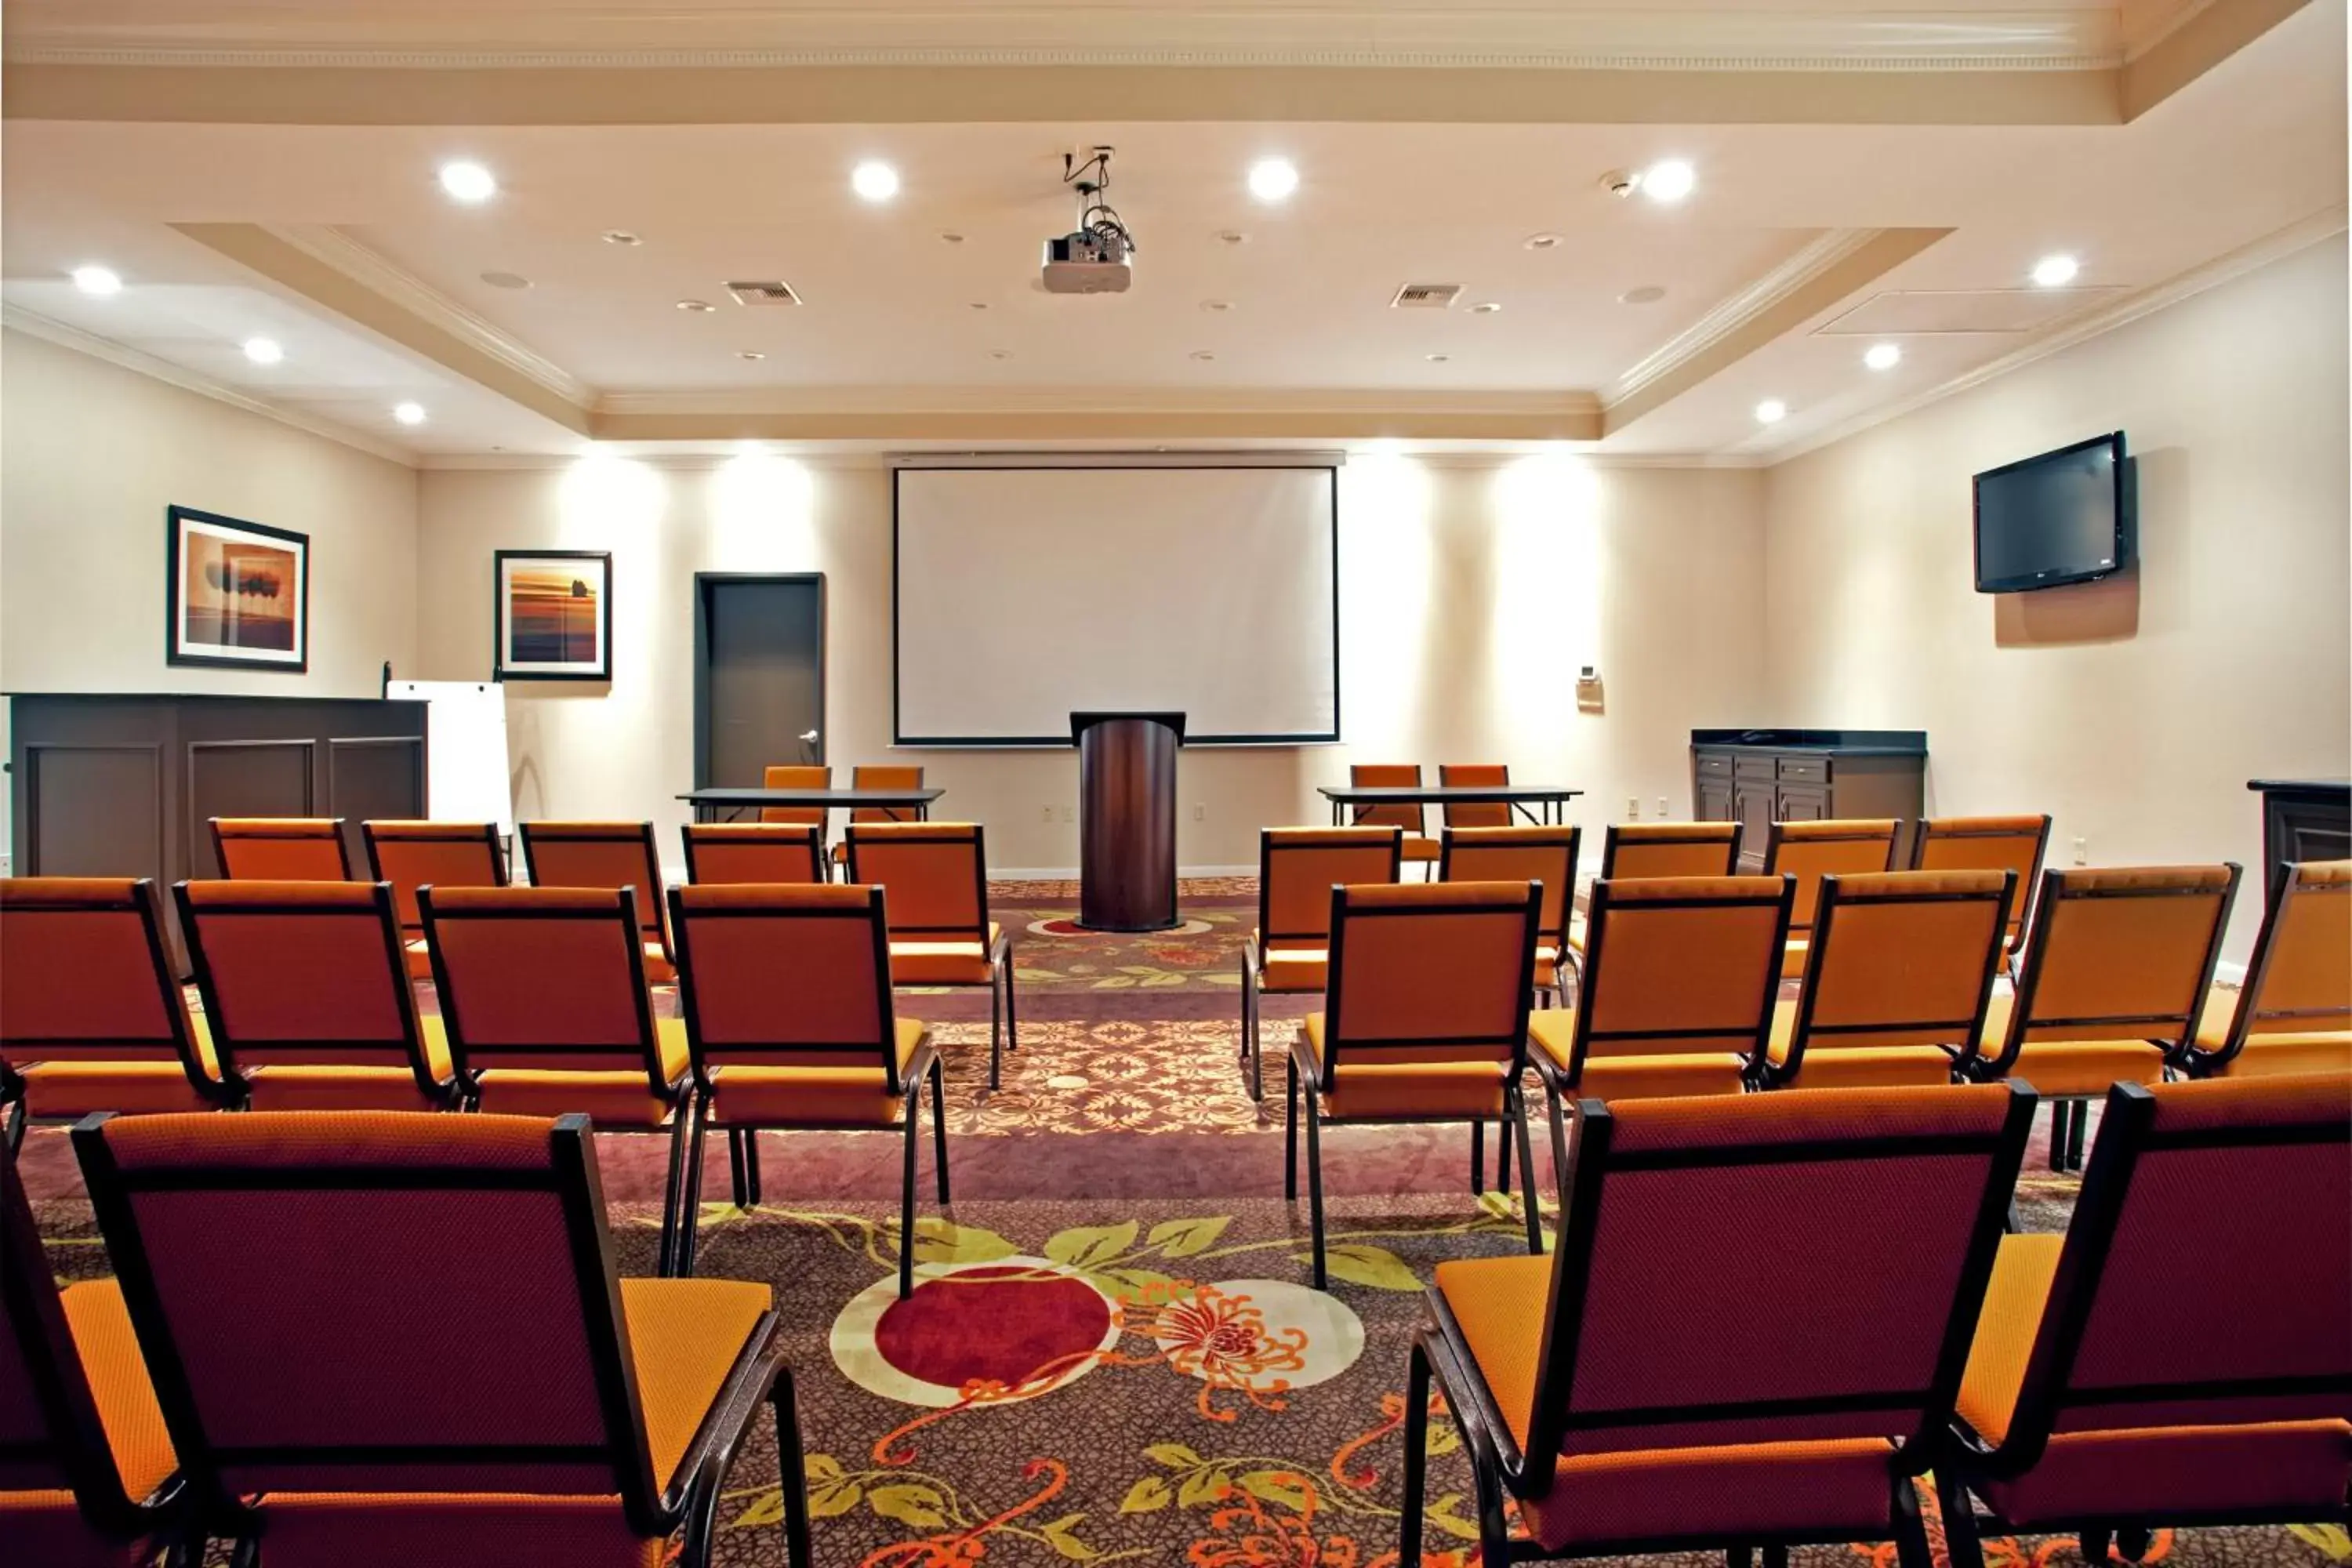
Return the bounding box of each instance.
[1625,796,1639,819]
[1040,804,1053,822]
[2071,835,2089,866]
[1061,805,1074,823]
[1657,796,1669,819]
[1193,803,1205,821]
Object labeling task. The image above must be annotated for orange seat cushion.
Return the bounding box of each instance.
[1975,1421,2352,1528]
[1298,1014,1509,1120]
[617,1276,773,1490]
[62,1280,178,1504]
[888,924,1000,985]
[402,937,434,980]
[1258,943,1328,993]
[241,1015,456,1111]
[19,1012,227,1117]
[1526,1009,1746,1101]
[2211,1036,2352,1078]
[471,1018,691,1125]
[1955,1232,2062,1446]
[1780,935,1811,980]
[703,1018,927,1127]
[639,942,676,985]
[1762,1000,1955,1090]
[1401,836,1441,862]
[1972,993,2169,1095]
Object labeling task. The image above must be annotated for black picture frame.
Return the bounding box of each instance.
[165,505,310,673]
[494,549,613,682]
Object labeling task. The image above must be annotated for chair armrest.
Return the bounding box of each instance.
[657,1309,792,1523]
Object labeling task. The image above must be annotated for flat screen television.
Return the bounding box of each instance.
[1972,431,2134,593]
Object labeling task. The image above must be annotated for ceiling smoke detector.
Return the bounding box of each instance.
[1390,282,1464,310]
[724,281,803,307]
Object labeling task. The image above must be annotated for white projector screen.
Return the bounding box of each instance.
[894,464,1340,745]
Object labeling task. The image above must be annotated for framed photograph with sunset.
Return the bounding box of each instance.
[495,550,612,681]
[167,506,309,671]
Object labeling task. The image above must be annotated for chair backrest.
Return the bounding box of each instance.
[420,887,666,1087]
[1319,882,1541,1076]
[2,1141,168,1530]
[2212,860,2352,1062]
[844,822,989,943]
[1598,822,1741,880]
[0,878,205,1077]
[1979,1074,2351,1468]
[1439,826,1580,953]
[1911,814,2050,953]
[1510,1083,2034,1472]
[1979,865,2240,1075]
[516,822,668,953]
[72,1110,678,1533]
[1257,828,1403,953]
[680,823,824,886]
[849,764,925,824]
[1437,764,1512,829]
[1782,870,2012,1069]
[173,881,437,1094]
[209,818,351,882]
[760,764,830,827]
[361,820,506,935]
[1560,875,1794,1080]
[1348,764,1426,835]
[669,884,904,1083]
[1764,818,1901,935]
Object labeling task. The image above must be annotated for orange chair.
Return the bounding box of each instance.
[1401,1083,2035,1568]
[361,819,507,979]
[1440,826,1580,1004]
[2183,859,2351,1080]
[829,765,927,871]
[419,885,697,1274]
[1526,875,1794,1187]
[681,823,824,886]
[1763,818,1901,979]
[1911,815,2051,972]
[1438,764,1515,829]
[760,764,831,830]
[516,821,677,982]
[1,878,234,1151]
[668,884,946,1294]
[1566,822,1744,966]
[1240,827,1403,1102]
[1939,1074,2351,1566]
[1959,865,2240,1171]
[71,1110,814,1568]
[1347,764,1442,874]
[844,822,1015,1090]
[2,1142,191,1567]
[209,817,351,881]
[174,880,459,1111]
[1287,881,1547,1287]
[1756,869,2012,1091]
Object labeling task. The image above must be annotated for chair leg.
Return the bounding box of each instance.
[900,1098,921,1299]
[1283,1055,1300,1200]
[1544,1080,1574,1196]
[1498,1106,1515,1193]
[678,1109,710,1277]
[2066,1098,2089,1172]
[1469,1119,1485,1195]
[1398,1338,1432,1565]
[930,1058,950,1203]
[1889,1475,1933,1568]
[2114,1525,2152,1562]
[773,1363,816,1568]
[1242,966,1264,1102]
[4,1098,24,1154]
[728,1128,751,1207]
[2082,1527,2114,1564]
[659,1097,695,1277]
[744,1129,762,1207]
[1512,1091,1543,1255]
[1002,947,1020,1054]
[1727,1552,1752,1568]
[2047,1101,2069,1172]
[1305,1087,1328,1290]
[1936,1470,1987,1568]
[988,964,1004,1091]
[1762,1547,1788,1568]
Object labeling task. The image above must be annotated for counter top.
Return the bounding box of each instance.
[1691,728,1927,757]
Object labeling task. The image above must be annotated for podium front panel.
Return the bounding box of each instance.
[1077,716,1180,931]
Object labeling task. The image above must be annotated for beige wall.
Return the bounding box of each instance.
[417,455,1768,872]
[0,328,420,697]
[1762,234,2351,959]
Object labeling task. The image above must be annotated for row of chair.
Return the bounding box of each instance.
[0,877,958,1289]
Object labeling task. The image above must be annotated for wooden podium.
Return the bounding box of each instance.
[1072,711,1185,932]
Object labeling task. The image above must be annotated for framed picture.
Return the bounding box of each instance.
[167,506,309,671]
[495,550,612,681]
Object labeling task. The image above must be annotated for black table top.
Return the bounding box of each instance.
[2248,778,2350,794]
[678,787,946,807]
[1690,728,1927,757]
[1316,784,1584,804]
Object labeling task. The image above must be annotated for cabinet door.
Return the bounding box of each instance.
[1733,781,1777,867]
[1697,779,1733,825]
[1776,784,1830,824]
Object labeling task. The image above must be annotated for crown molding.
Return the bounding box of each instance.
[1,304,417,466]
[1763,201,2350,466]
[592,387,1602,419]
[1611,229,1886,405]
[417,445,1764,473]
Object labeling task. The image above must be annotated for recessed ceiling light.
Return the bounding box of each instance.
[1469,301,1502,314]
[968,301,989,311]
[1864,342,1903,371]
[437,161,497,204]
[737,350,766,361]
[939,231,965,245]
[1639,159,1696,203]
[1618,285,1667,305]
[676,299,715,312]
[601,230,641,246]
[1426,353,1451,364]
[2031,252,2080,288]
[242,337,284,365]
[1247,158,1299,203]
[1200,299,1234,313]
[1755,398,1788,424]
[987,348,1012,360]
[1217,230,1248,245]
[1190,350,1217,361]
[481,270,532,290]
[1524,234,1563,251]
[851,160,900,202]
[393,401,426,426]
[71,264,122,296]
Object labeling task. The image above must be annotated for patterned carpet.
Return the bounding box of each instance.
[20,884,2343,1568]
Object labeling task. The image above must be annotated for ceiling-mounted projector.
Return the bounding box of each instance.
[1044,146,1136,295]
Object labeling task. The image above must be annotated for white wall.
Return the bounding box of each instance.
[1762,234,2352,957]
[417,455,1769,872]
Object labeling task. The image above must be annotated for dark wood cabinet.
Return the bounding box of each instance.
[2249,779,2350,891]
[1690,729,1928,868]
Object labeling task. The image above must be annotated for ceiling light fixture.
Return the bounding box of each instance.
[71,264,123,296]
[2031,252,2080,288]
[987,348,1012,360]
[676,299,715,312]
[1639,159,1697,203]
[1469,302,1503,314]
[242,337,284,365]
[1217,230,1248,245]
[1247,158,1300,203]
[1755,398,1788,424]
[737,350,766,360]
[1426,353,1451,363]
[437,161,497,204]
[1864,342,1903,371]
[851,161,900,202]
[1201,299,1234,313]
[1617,285,1667,305]
[939,231,965,245]
[601,230,641,245]
[1524,234,1563,251]
[968,301,989,310]
[1190,350,1217,361]
[481,271,532,290]
[393,401,426,426]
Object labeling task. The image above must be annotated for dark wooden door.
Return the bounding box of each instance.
[1733,780,1777,868]
[1775,785,1831,824]
[695,575,826,787]
[1696,779,1733,825]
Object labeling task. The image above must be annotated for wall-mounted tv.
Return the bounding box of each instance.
[1972,431,2135,593]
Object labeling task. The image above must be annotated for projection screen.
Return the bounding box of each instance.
[893,463,1340,746]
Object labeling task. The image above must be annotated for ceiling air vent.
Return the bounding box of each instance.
[724,280,802,307]
[1389,282,1463,309]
